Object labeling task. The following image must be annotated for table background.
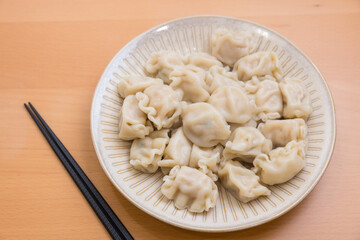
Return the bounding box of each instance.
[1,0,359,239]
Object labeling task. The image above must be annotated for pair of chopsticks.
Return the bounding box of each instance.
[24,103,133,240]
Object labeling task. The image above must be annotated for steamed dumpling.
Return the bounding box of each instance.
[184,52,223,70]
[258,119,307,147]
[223,127,272,163]
[205,65,245,94]
[182,102,230,147]
[245,76,283,121]
[234,51,282,81]
[221,120,258,147]
[136,85,181,130]
[159,127,192,172]
[145,51,185,83]
[218,159,271,203]
[211,28,255,67]
[118,95,153,140]
[279,78,312,119]
[189,144,223,181]
[229,119,258,132]
[161,166,218,212]
[117,76,163,98]
[129,129,170,173]
[208,86,256,124]
[253,140,306,185]
[169,65,209,102]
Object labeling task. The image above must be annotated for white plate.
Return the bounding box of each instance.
[90,16,336,232]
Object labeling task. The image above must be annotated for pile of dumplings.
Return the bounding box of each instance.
[117,29,312,213]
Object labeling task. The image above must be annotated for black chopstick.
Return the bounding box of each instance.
[24,102,134,240]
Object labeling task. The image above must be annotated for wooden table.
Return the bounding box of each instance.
[1,0,359,239]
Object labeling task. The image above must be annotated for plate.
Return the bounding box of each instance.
[90,16,336,232]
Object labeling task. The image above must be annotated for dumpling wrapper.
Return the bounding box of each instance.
[253,140,306,185]
[258,119,307,147]
[220,120,259,147]
[182,102,230,147]
[129,129,170,173]
[218,159,271,203]
[208,86,256,124]
[117,76,163,98]
[161,166,218,212]
[211,28,255,67]
[118,95,153,140]
[245,76,283,121]
[145,51,185,84]
[205,65,245,94]
[184,52,223,70]
[234,51,282,81]
[279,78,312,120]
[169,65,209,103]
[136,85,181,130]
[229,119,258,132]
[223,127,272,163]
[159,127,192,174]
[189,144,223,181]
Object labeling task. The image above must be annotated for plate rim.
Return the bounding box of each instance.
[90,15,337,232]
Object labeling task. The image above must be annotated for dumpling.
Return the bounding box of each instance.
[189,144,223,181]
[220,120,259,147]
[208,86,256,124]
[158,127,192,173]
[234,51,282,81]
[253,78,283,119]
[182,102,230,147]
[136,85,181,130]
[229,119,258,132]
[129,129,170,173]
[118,95,153,140]
[223,127,272,163]
[145,51,185,84]
[117,76,163,98]
[244,75,277,93]
[211,28,255,67]
[184,52,222,70]
[253,140,306,185]
[161,166,218,212]
[205,65,245,94]
[169,65,209,102]
[245,76,283,121]
[218,159,271,203]
[258,119,307,147]
[279,78,312,119]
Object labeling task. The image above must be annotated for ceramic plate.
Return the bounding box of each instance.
[90,16,336,232]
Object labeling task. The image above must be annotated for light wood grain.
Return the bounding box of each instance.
[1,0,360,239]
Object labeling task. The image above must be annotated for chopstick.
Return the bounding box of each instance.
[24,102,134,240]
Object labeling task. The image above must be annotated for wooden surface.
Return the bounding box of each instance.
[1,0,360,239]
